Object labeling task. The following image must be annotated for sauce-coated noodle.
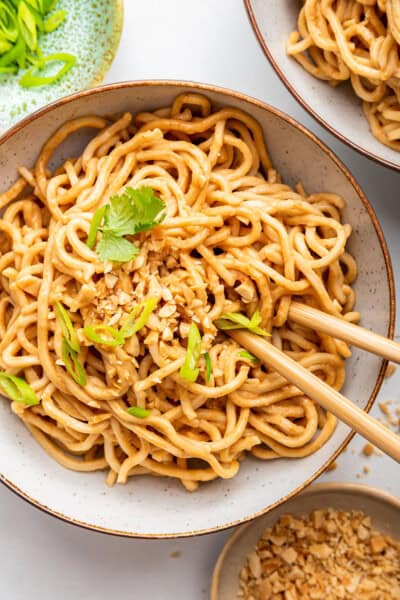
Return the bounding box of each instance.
[287,0,400,150]
[0,93,358,490]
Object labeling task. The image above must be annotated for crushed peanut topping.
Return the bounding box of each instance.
[238,509,400,600]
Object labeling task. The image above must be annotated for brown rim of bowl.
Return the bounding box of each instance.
[210,482,400,600]
[0,80,395,539]
[243,0,400,172]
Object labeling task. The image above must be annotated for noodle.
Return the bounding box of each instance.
[0,93,358,491]
[287,0,400,150]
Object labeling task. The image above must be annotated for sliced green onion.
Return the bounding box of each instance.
[0,37,12,54]
[55,301,80,353]
[29,6,44,32]
[127,406,150,418]
[0,65,17,73]
[0,35,24,68]
[0,372,39,406]
[215,311,270,337]
[18,1,38,51]
[16,41,27,69]
[83,324,125,347]
[19,52,76,88]
[61,339,87,386]
[179,323,202,382]
[204,351,212,382]
[42,0,58,13]
[120,297,159,339]
[215,312,250,330]
[24,0,44,14]
[43,8,65,32]
[43,10,67,33]
[238,350,259,365]
[87,205,106,250]
[249,309,262,329]
[0,3,19,42]
[26,49,40,65]
[0,0,74,87]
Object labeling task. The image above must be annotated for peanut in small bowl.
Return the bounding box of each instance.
[211,482,400,599]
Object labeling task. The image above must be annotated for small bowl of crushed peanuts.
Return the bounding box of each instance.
[211,483,400,600]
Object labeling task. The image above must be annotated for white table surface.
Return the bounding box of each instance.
[1,1,399,598]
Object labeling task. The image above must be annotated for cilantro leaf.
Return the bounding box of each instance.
[87,186,166,263]
[104,187,166,237]
[96,232,139,263]
[102,194,138,237]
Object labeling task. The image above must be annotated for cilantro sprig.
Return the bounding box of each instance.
[87,186,166,263]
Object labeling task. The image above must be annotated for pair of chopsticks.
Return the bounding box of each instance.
[229,301,400,463]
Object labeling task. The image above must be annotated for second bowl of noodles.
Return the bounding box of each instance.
[0,81,394,537]
[245,0,400,170]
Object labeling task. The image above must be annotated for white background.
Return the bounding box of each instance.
[1,1,399,598]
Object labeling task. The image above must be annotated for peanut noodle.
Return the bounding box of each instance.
[0,93,358,490]
[287,0,400,150]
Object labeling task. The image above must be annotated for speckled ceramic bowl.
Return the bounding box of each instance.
[0,81,394,538]
[0,0,123,132]
[211,483,400,599]
[244,0,400,171]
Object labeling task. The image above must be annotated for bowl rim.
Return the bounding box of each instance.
[211,481,400,600]
[0,79,395,539]
[85,0,124,90]
[243,0,400,172]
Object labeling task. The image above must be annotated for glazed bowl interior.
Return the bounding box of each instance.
[245,0,400,170]
[0,82,393,538]
[211,483,400,599]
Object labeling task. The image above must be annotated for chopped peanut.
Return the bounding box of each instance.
[363,443,375,457]
[239,509,400,600]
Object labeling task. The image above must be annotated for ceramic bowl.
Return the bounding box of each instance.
[0,0,123,133]
[0,81,394,538]
[244,0,400,170]
[211,482,400,599]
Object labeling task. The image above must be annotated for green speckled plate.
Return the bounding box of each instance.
[0,0,123,132]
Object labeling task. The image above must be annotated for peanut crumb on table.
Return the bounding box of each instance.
[325,460,337,472]
[379,401,392,417]
[384,363,396,378]
[362,443,375,457]
[239,509,400,600]
[379,401,399,428]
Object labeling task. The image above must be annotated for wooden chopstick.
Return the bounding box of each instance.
[229,330,400,463]
[288,302,400,364]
